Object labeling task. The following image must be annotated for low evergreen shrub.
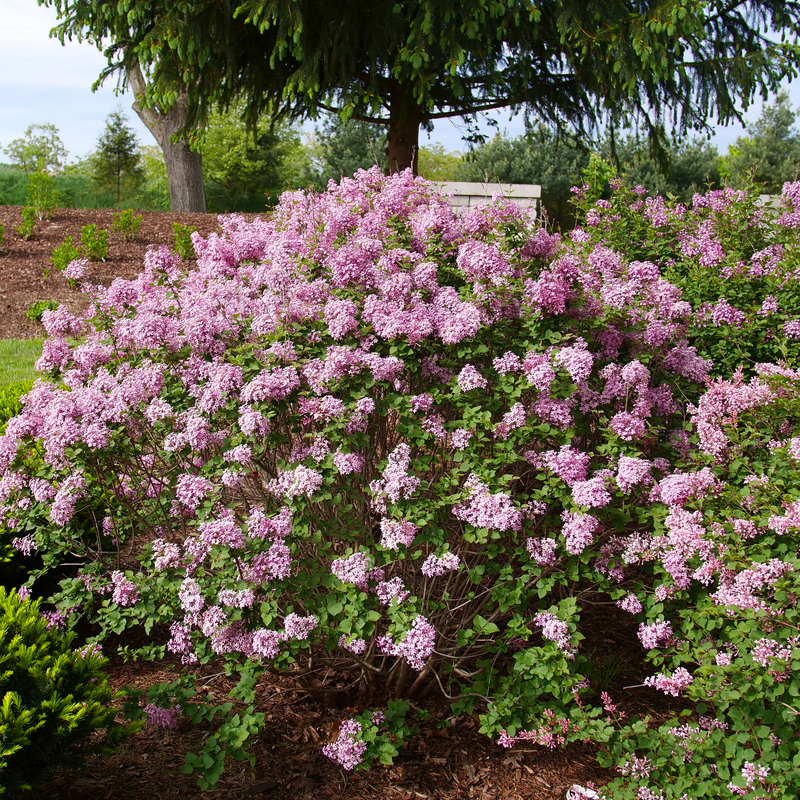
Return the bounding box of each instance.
[0,587,131,795]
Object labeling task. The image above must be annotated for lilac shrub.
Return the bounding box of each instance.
[1,168,799,793]
[570,179,800,377]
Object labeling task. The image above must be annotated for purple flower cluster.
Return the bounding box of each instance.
[322,719,367,771]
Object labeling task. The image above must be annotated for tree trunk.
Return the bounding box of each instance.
[128,63,206,212]
[386,84,422,175]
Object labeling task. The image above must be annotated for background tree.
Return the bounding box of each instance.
[90,109,144,206]
[201,107,316,211]
[40,0,800,181]
[311,117,387,186]
[608,134,721,201]
[3,123,68,176]
[719,91,800,192]
[417,143,463,181]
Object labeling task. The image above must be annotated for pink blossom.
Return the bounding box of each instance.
[571,476,611,509]
[375,577,410,605]
[644,667,693,696]
[379,518,417,550]
[534,610,575,656]
[615,457,652,492]
[322,719,367,771]
[110,571,139,607]
[638,619,673,650]
[457,364,488,391]
[609,412,647,441]
[421,551,460,577]
[526,537,558,566]
[143,704,181,730]
[453,474,522,531]
[561,511,599,554]
[554,338,593,382]
[616,594,643,614]
[267,465,323,499]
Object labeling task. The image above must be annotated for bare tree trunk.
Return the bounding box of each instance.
[128,63,206,212]
[386,84,422,175]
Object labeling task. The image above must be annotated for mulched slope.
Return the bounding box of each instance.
[0,206,255,340]
[4,203,629,799]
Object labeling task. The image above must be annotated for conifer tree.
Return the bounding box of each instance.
[43,0,800,176]
[92,109,144,205]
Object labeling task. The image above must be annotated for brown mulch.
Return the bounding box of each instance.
[0,205,261,340]
[2,203,639,799]
[39,653,614,800]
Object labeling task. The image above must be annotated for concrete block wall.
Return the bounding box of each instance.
[434,181,541,212]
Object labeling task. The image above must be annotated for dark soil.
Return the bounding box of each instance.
[2,203,633,799]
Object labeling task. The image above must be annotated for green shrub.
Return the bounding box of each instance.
[14,208,35,241]
[48,236,81,276]
[80,224,109,262]
[111,209,143,241]
[0,382,33,436]
[25,301,59,324]
[172,222,197,259]
[24,170,59,221]
[0,587,131,796]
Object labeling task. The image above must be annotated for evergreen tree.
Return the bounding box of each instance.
[43,0,800,177]
[720,91,800,192]
[313,117,387,185]
[201,106,315,211]
[91,109,144,205]
[611,134,721,201]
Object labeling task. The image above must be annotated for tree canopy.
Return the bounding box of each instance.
[42,0,800,175]
[3,123,68,176]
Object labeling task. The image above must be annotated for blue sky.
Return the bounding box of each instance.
[1,0,800,165]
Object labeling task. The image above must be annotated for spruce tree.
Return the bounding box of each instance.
[92,109,144,205]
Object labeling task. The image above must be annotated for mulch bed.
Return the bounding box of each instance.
[0,205,256,340]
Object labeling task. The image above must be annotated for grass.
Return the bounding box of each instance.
[0,339,42,387]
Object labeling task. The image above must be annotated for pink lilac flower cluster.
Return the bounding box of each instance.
[497,709,580,749]
[534,611,575,656]
[377,615,436,670]
[322,719,367,771]
[110,571,140,607]
[420,552,460,577]
[644,667,693,696]
[729,762,771,797]
[638,619,673,650]
[143,703,181,730]
[453,474,522,532]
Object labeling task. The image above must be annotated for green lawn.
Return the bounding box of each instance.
[0,339,43,387]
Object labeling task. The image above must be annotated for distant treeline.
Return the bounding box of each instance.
[2,92,799,226]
